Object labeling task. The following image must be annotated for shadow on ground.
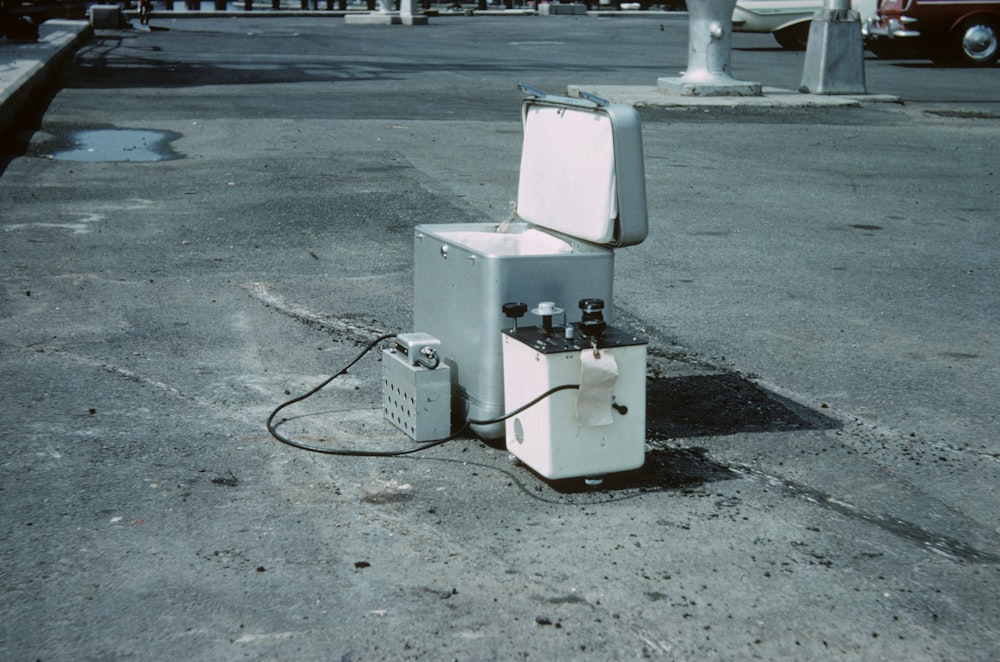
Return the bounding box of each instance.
[646,372,839,440]
[544,446,736,496]
[542,365,840,496]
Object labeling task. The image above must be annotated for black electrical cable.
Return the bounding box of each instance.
[468,383,580,426]
[266,334,580,458]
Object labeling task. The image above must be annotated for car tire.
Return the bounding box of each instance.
[948,17,999,66]
[774,22,810,50]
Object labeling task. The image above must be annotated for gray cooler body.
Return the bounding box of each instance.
[414,90,648,440]
[414,222,614,439]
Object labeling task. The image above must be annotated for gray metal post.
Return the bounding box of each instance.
[658,0,762,97]
[799,0,867,94]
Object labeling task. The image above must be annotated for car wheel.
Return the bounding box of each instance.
[951,17,999,65]
[774,23,810,50]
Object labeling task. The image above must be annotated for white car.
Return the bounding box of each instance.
[733,0,878,50]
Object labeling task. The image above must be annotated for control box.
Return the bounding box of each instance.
[501,321,646,480]
[383,334,450,442]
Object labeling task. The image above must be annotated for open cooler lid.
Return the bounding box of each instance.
[516,86,648,248]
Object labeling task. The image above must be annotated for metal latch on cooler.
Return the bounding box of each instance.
[518,82,610,108]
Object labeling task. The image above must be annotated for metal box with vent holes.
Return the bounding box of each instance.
[382,337,451,442]
[414,88,648,440]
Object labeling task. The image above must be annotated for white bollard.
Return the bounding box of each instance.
[658,0,762,96]
[799,0,867,94]
[344,0,427,24]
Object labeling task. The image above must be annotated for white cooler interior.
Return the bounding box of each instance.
[517,105,618,245]
[432,227,576,257]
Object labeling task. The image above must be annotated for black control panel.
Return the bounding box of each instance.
[502,324,645,355]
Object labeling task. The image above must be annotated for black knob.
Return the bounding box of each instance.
[502,302,528,319]
[578,298,606,338]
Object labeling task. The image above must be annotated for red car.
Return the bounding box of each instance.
[863,0,1000,65]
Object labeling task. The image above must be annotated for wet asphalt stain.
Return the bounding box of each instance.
[735,466,1000,564]
[545,447,737,496]
[211,471,239,487]
[39,128,183,162]
[925,109,1000,120]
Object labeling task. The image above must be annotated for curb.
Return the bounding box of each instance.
[567,84,901,108]
[0,20,93,137]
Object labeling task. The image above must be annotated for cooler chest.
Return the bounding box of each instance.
[414,88,648,439]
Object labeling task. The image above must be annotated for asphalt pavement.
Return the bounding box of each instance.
[2,11,999,661]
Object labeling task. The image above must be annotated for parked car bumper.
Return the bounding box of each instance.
[862,15,921,39]
[732,2,816,33]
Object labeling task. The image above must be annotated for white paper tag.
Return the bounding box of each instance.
[577,349,618,427]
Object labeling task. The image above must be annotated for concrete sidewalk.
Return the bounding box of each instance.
[0,19,92,137]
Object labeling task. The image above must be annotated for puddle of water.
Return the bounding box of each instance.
[52,129,180,163]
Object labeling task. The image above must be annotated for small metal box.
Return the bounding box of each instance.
[383,346,451,442]
[414,89,648,439]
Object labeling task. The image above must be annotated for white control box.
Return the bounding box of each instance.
[501,325,646,480]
